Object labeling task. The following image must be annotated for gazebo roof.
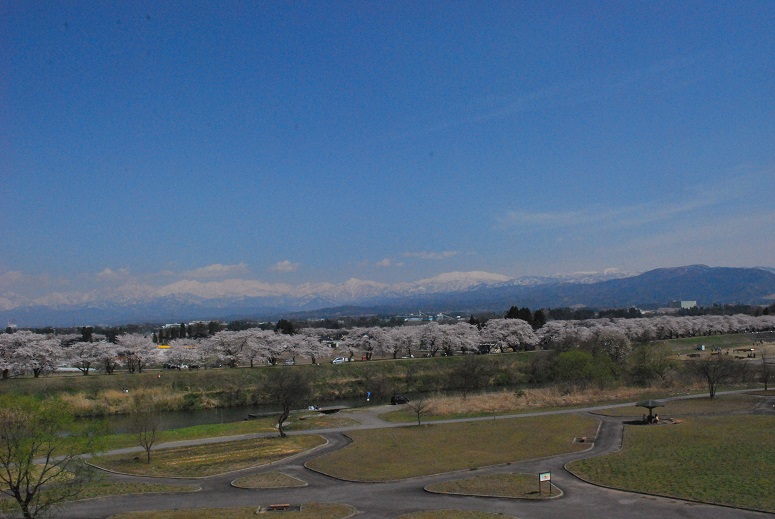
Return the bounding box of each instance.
[636,399,665,410]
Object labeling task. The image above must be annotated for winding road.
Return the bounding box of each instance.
[58,395,774,519]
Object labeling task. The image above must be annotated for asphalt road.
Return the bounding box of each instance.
[58,394,774,519]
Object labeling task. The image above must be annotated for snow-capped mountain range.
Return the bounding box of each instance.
[4,266,775,327]
[1,269,631,326]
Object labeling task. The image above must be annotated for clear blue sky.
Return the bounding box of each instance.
[2,1,774,304]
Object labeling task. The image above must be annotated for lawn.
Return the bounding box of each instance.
[93,412,357,453]
[76,481,200,500]
[426,473,561,499]
[593,393,763,418]
[231,471,307,489]
[568,414,775,512]
[661,333,756,354]
[91,435,325,477]
[306,414,598,481]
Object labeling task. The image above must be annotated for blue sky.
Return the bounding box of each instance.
[2,1,774,305]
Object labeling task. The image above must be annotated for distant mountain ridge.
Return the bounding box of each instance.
[2,265,773,327]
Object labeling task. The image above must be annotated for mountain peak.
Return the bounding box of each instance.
[418,271,512,284]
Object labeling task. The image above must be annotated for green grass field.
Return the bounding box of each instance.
[568,414,775,512]
[659,333,757,354]
[91,435,325,477]
[306,414,599,481]
[92,412,356,453]
[231,471,307,489]
[593,393,763,418]
[426,473,561,499]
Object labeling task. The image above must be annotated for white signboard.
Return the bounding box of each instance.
[539,472,551,482]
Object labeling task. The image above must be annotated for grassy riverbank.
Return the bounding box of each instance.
[0,354,531,416]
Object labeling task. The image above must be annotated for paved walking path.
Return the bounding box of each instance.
[58,392,774,519]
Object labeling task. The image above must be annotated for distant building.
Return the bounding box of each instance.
[670,300,697,309]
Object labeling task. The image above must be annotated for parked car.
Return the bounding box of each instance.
[331,357,347,364]
[284,359,295,366]
[391,394,409,405]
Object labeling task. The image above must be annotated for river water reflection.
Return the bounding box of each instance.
[102,397,369,435]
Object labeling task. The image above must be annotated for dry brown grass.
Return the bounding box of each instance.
[92,435,325,477]
[61,387,185,416]
[422,385,704,417]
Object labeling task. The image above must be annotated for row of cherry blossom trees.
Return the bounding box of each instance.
[2,314,774,378]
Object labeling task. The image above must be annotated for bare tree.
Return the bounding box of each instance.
[265,369,314,438]
[760,350,772,391]
[131,394,164,463]
[692,355,736,398]
[0,397,97,519]
[628,342,676,385]
[452,354,490,399]
[407,398,434,426]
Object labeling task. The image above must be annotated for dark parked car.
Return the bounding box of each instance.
[391,394,409,405]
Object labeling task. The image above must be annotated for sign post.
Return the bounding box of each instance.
[539,472,551,496]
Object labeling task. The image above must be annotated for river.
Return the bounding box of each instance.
[101,396,371,435]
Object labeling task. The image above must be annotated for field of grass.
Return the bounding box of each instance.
[108,503,356,519]
[568,414,775,512]
[93,412,356,453]
[660,333,758,354]
[0,481,199,513]
[0,353,533,415]
[426,473,560,499]
[91,435,325,477]
[231,471,307,489]
[593,393,763,418]
[379,386,702,423]
[76,481,201,500]
[306,414,598,481]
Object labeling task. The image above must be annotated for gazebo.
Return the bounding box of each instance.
[636,399,665,423]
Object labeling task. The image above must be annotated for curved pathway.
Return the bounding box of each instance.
[59,395,774,518]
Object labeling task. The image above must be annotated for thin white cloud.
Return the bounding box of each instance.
[496,175,756,234]
[270,260,300,273]
[156,278,293,299]
[375,258,404,268]
[402,250,461,260]
[0,271,25,286]
[96,267,130,280]
[393,53,711,143]
[182,263,250,279]
[613,208,775,263]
